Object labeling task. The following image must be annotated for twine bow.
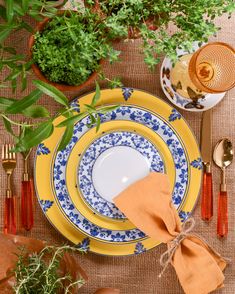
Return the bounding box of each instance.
[158,217,195,278]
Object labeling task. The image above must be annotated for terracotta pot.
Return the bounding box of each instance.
[28,10,102,91]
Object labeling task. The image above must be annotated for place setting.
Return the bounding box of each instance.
[35,88,202,256]
[34,41,235,256]
[0,0,235,293]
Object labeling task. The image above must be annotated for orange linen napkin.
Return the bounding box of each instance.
[114,172,227,294]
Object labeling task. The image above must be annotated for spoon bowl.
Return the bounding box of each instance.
[213,139,233,169]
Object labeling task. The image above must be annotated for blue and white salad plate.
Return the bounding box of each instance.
[77,131,165,219]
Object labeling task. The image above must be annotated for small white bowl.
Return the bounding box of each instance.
[160,43,226,112]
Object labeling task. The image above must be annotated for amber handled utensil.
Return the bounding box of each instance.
[200,109,213,221]
[1,144,17,234]
[19,123,34,231]
[21,154,34,231]
[213,139,233,237]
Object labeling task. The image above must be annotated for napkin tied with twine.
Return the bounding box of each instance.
[114,172,227,294]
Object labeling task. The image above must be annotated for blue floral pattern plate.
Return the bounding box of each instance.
[53,105,188,243]
[77,131,165,219]
[35,88,202,256]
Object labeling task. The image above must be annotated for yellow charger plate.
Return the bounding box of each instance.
[35,88,202,256]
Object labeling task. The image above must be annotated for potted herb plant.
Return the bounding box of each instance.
[0,0,234,153]
[29,8,121,91]
[0,0,59,92]
[0,1,120,154]
[85,0,235,69]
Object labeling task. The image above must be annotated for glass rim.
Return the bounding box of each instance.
[189,42,235,93]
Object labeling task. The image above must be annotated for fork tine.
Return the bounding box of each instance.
[9,144,12,160]
[5,144,8,160]
[9,144,12,159]
[12,145,16,160]
[2,144,5,160]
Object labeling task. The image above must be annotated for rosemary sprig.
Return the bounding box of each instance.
[13,245,86,294]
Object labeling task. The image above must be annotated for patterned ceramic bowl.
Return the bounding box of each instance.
[160,43,226,112]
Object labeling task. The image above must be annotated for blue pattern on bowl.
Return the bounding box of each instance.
[78,131,164,219]
[179,211,190,222]
[37,143,50,155]
[190,158,203,170]
[76,237,90,252]
[40,200,53,212]
[169,109,182,122]
[134,242,147,255]
[122,87,134,101]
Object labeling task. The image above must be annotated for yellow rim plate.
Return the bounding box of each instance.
[53,108,191,244]
[65,120,175,229]
[35,88,202,256]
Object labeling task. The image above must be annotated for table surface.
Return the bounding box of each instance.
[0,11,235,294]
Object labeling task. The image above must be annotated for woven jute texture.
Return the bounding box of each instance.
[0,10,235,294]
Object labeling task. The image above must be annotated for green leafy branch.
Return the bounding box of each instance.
[0,80,119,153]
[14,244,86,294]
[88,0,235,69]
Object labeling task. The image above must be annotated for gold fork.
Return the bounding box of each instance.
[2,144,17,234]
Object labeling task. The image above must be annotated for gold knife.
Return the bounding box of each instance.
[200,109,213,221]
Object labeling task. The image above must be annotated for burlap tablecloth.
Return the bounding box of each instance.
[0,11,235,294]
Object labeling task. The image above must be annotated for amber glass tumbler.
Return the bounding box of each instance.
[188,42,235,93]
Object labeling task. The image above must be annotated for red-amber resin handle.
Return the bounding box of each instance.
[201,171,213,221]
[21,179,34,231]
[4,197,16,234]
[217,191,228,237]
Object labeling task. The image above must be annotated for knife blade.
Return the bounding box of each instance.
[200,109,213,221]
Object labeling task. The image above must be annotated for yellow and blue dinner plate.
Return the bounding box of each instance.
[34,88,202,256]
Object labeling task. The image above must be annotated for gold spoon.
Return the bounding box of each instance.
[213,138,233,237]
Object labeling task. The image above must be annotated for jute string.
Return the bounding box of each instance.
[158,218,231,278]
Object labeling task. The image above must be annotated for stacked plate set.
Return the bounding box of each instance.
[35,89,202,256]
